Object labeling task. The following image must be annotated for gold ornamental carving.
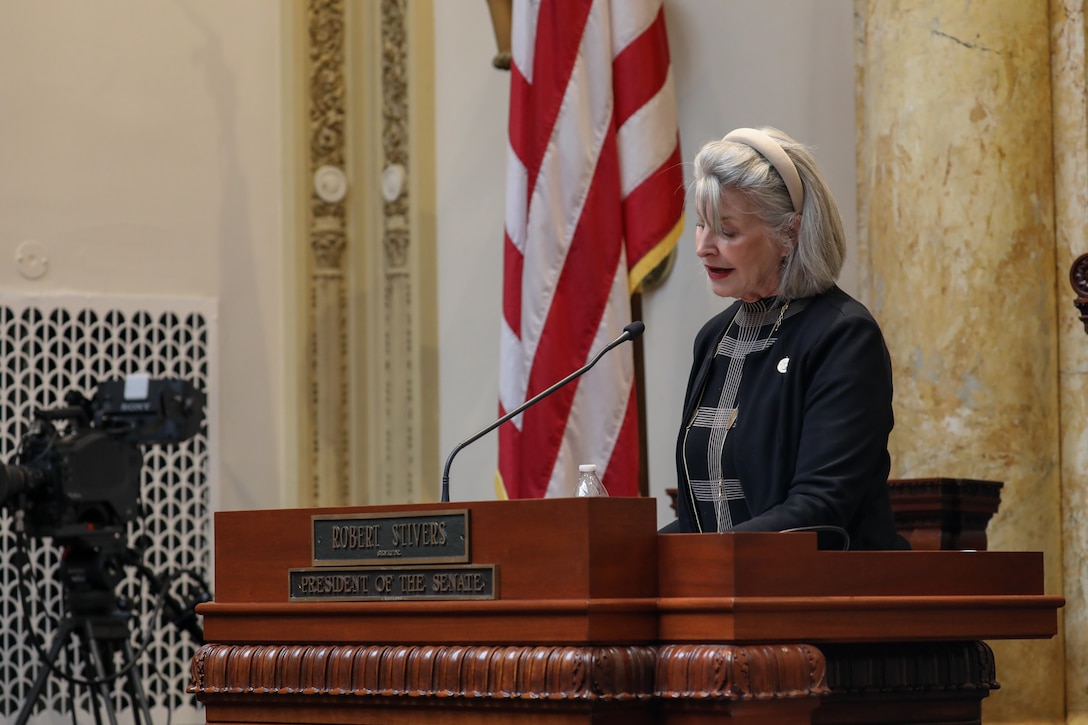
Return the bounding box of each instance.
[307,0,349,505]
[299,0,435,505]
[381,0,410,272]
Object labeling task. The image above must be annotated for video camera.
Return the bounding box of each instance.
[0,375,209,721]
[0,375,205,540]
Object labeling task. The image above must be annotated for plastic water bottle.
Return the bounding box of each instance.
[574,464,608,497]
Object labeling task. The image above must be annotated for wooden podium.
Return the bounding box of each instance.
[188,497,1062,724]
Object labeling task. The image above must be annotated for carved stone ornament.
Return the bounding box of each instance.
[1071,252,1088,334]
[300,0,428,505]
[308,0,347,233]
[306,0,350,506]
[314,165,348,204]
[311,213,346,269]
[381,0,410,271]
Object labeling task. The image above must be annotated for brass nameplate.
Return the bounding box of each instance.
[311,510,469,566]
[288,564,497,601]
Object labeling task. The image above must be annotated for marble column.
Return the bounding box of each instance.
[856,2,1065,722]
[1052,2,1088,723]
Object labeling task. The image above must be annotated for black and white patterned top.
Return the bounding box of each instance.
[681,296,800,533]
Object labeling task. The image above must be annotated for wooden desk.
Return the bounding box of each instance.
[189,498,1061,724]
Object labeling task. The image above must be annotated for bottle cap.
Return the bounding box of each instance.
[578,464,596,473]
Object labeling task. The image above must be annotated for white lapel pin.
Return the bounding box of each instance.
[777,357,790,373]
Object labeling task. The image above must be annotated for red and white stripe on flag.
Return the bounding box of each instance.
[497,0,684,499]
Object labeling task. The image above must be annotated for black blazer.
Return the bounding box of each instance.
[671,286,907,550]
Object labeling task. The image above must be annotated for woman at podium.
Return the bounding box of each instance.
[665,126,907,551]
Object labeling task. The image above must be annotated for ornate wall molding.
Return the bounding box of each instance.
[375,0,419,503]
[306,0,350,506]
[300,0,434,505]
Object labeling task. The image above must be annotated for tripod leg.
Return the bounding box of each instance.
[120,638,154,725]
[15,619,76,725]
[84,677,105,725]
[80,620,120,725]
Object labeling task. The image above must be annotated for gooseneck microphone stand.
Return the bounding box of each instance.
[440,321,645,502]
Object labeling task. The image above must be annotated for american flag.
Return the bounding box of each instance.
[498,0,684,499]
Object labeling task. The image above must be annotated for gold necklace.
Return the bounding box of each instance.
[770,300,790,336]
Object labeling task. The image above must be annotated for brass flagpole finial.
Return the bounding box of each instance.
[486,0,512,70]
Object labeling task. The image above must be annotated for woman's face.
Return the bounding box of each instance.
[695,187,787,302]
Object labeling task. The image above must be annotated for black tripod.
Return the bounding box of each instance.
[16,531,156,725]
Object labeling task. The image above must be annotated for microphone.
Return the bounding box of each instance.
[440,321,646,503]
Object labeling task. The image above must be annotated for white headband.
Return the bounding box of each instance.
[723,128,804,213]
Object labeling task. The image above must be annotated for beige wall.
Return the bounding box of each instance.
[0,0,296,512]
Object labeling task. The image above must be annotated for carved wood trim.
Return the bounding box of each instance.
[821,640,998,693]
[1071,252,1088,334]
[189,642,832,706]
[887,478,1003,551]
[188,643,657,700]
[189,642,836,704]
[655,644,829,700]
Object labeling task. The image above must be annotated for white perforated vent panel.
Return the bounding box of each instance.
[0,295,216,723]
